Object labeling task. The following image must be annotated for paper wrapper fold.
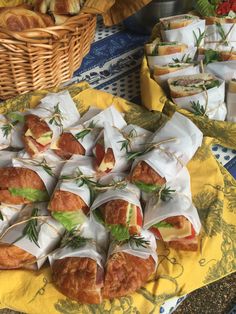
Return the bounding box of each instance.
[143,167,201,235]
[132,112,203,182]
[204,61,236,82]
[205,23,236,51]
[226,91,236,122]
[1,203,64,269]
[121,124,153,152]
[0,204,24,236]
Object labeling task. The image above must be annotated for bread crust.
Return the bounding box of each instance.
[169,236,199,251]
[101,199,129,225]
[130,161,166,186]
[54,133,85,160]
[49,190,89,214]
[52,257,103,304]
[0,243,36,269]
[103,252,155,299]
[24,114,51,139]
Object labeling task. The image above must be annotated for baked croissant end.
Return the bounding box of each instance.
[102,252,155,299]
[130,161,166,186]
[0,243,36,270]
[52,257,104,304]
[49,0,81,15]
[53,133,85,160]
[0,167,48,205]
[49,190,89,214]
[0,7,54,31]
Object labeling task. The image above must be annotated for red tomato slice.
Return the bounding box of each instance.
[94,143,105,166]
[184,224,196,240]
[136,207,143,227]
[149,226,163,240]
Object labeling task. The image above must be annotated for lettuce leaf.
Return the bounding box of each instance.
[9,188,49,202]
[134,181,161,193]
[152,221,173,229]
[52,211,87,231]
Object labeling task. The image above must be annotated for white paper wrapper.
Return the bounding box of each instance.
[27,91,80,146]
[12,150,64,195]
[108,229,158,269]
[0,115,11,150]
[121,124,153,152]
[49,218,108,267]
[1,202,64,269]
[161,17,205,47]
[0,150,18,167]
[68,105,127,155]
[147,47,197,70]
[132,112,203,182]
[91,172,142,212]
[143,167,201,235]
[226,91,236,122]
[154,65,200,89]
[57,155,97,206]
[173,79,227,121]
[96,121,131,173]
[205,23,236,51]
[0,204,24,235]
[204,61,236,81]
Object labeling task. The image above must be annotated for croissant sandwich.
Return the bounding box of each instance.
[145,40,188,56]
[0,167,49,205]
[23,114,53,157]
[93,138,115,173]
[52,257,104,304]
[168,73,220,98]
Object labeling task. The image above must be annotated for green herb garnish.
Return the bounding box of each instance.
[48,103,64,129]
[118,128,137,153]
[0,210,3,221]
[117,234,150,248]
[75,121,96,141]
[203,49,221,65]
[191,100,206,116]
[193,28,205,47]
[159,186,176,201]
[60,228,90,249]
[152,221,173,229]
[1,112,24,139]
[22,207,40,247]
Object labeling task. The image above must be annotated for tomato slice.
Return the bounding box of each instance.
[94,143,105,166]
[149,226,163,240]
[184,224,196,240]
[136,207,143,227]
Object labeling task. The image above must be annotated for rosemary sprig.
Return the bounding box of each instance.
[75,121,96,141]
[60,228,90,249]
[0,210,3,221]
[127,138,176,161]
[117,234,150,248]
[48,103,64,129]
[159,186,176,202]
[172,54,193,63]
[1,113,22,139]
[191,100,206,116]
[193,28,205,48]
[22,207,40,247]
[118,128,137,152]
[216,22,228,46]
[25,158,55,177]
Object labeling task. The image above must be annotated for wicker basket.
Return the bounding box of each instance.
[0,13,96,100]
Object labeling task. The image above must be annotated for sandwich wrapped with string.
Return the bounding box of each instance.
[49,155,97,231]
[91,173,143,241]
[53,105,126,159]
[103,230,157,299]
[0,204,24,236]
[145,37,197,70]
[143,167,201,252]
[168,73,227,121]
[130,112,203,191]
[50,218,109,304]
[23,90,80,157]
[0,112,25,150]
[160,14,205,48]
[7,150,63,205]
[93,121,129,174]
[0,202,64,270]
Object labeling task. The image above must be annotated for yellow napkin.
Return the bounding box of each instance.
[0,82,235,314]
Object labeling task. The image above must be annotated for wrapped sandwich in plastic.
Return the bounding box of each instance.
[145,38,197,70]
[23,90,80,157]
[93,121,130,174]
[53,105,126,159]
[103,230,157,299]
[0,112,25,150]
[91,173,143,240]
[50,218,109,304]
[204,16,236,51]
[0,202,64,269]
[226,79,236,122]
[160,14,205,47]
[130,112,203,190]
[143,167,201,251]
[49,155,97,231]
[168,73,227,120]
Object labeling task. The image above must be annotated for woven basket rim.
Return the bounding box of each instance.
[0,12,95,41]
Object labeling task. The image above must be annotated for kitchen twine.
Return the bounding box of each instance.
[206,23,235,47]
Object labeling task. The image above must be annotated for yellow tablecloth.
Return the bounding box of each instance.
[0,82,235,314]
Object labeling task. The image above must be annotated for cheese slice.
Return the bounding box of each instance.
[25,129,52,145]
[98,159,114,172]
[158,220,192,241]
